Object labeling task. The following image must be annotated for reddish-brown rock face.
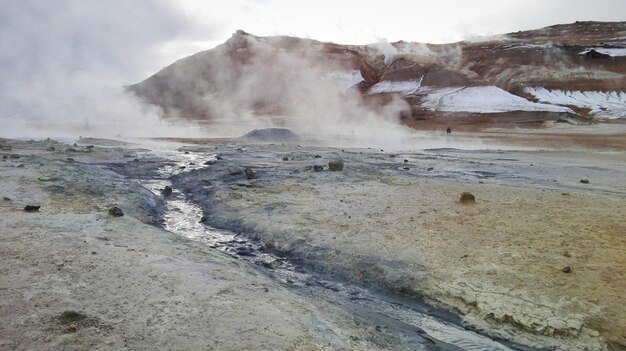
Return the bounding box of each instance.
[129,21,626,126]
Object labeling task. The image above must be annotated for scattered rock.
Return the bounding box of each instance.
[63,324,78,334]
[282,156,289,161]
[562,266,572,273]
[204,160,216,165]
[16,164,25,168]
[23,205,41,212]
[0,145,12,150]
[404,159,409,163]
[179,166,186,170]
[402,167,410,170]
[460,192,476,204]
[328,159,344,171]
[46,146,55,151]
[313,165,324,172]
[244,167,257,180]
[427,167,434,171]
[58,310,87,325]
[9,154,20,159]
[228,167,243,175]
[2,197,10,201]
[564,251,572,257]
[189,162,196,165]
[216,156,224,160]
[108,206,124,217]
[91,251,97,255]
[580,179,590,184]
[73,143,78,147]
[184,151,189,154]
[161,186,173,197]
[561,192,570,196]
[66,158,75,162]
[314,155,322,158]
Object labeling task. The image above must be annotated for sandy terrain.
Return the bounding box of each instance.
[0,139,401,351]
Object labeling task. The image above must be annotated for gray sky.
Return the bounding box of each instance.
[0,0,624,120]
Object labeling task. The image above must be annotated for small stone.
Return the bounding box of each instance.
[228,167,243,175]
[46,146,55,151]
[282,156,289,161]
[43,335,53,342]
[563,250,571,257]
[404,159,409,163]
[427,167,434,171]
[179,166,186,169]
[23,205,40,212]
[86,145,94,150]
[328,159,344,171]
[460,192,476,204]
[184,151,189,154]
[314,155,322,158]
[66,158,75,162]
[161,186,173,197]
[561,192,570,196]
[9,154,20,159]
[244,167,257,180]
[562,266,572,273]
[108,206,124,217]
[580,179,590,184]
[2,197,10,201]
[313,165,324,172]
[204,160,216,165]
[16,164,25,168]
[73,143,78,147]
[91,251,97,255]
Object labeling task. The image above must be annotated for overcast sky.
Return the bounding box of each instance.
[1,0,624,120]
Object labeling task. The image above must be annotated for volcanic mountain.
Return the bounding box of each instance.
[129,21,626,129]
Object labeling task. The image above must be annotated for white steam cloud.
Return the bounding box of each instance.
[0,0,217,139]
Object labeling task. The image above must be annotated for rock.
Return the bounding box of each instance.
[427,167,434,171]
[16,164,25,168]
[46,146,55,151]
[66,158,75,162]
[23,205,41,212]
[282,156,289,161]
[580,179,590,184]
[228,167,243,175]
[314,155,322,158]
[58,310,87,324]
[9,154,20,159]
[204,160,216,165]
[244,167,257,180]
[108,206,124,217]
[86,145,94,149]
[328,159,344,171]
[184,151,189,154]
[404,159,409,163]
[161,186,173,197]
[562,266,572,273]
[2,197,10,201]
[0,145,12,150]
[564,250,572,257]
[313,165,324,172]
[460,192,476,204]
[179,166,186,169]
[73,143,78,147]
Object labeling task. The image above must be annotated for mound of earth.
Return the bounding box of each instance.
[240,128,301,142]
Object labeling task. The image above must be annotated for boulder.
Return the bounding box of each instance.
[460,192,476,204]
[23,205,40,212]
[245,167,257,180]
[108,206,124,217]
[328,159,344,171]
[161,186,173,197]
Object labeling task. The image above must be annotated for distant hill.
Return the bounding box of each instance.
[129,22,626,128]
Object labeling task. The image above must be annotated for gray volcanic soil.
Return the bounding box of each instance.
[167,140,626,351]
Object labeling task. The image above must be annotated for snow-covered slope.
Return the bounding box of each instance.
[525,88,626,119]
[420,86,574,114]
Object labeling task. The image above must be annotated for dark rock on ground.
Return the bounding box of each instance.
[282,156,289,161]
[46,146,55,151]
[245,167,257,180]
[204,160,216,165]
[562,266,572,273]
[580,179,590,184]
[161,186,173,197]
[228,167,243,175]
[108,206,124,217]
[313,165,324,172]
[427,167,434,171]
[58,310,87,325]
[328,159,344,171]
[10,154,20,159]
[2,197,10,201]
[314,155,322,158]
[23,205,40,212]
[460,192,476,204]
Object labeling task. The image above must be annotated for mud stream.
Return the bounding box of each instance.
[129,144,562,351]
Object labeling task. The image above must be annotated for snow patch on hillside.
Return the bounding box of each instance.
[368,78,423,95]
[579,48,626,57]
[525,88,626,119]
[419,86,574,114]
